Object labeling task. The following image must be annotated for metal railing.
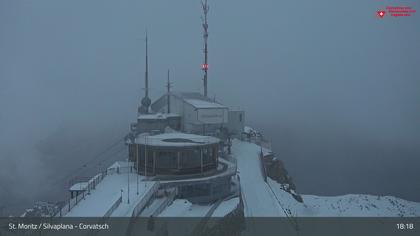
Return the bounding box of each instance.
[241,129,272,150]
[131,182,160,217]
[152,188,177,217]
[137,135,217,146]
[103,196,122,217]
[55,163,135,217]
[56,173,104,217]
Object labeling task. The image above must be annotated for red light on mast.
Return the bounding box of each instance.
[202,63,208,70]
[377,10,386,18]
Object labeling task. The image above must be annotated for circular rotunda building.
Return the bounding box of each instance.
[128,132,220,175]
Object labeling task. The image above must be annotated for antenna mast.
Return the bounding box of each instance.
[166,69,172,113]
[139,31,151,114]
[145,32,149,98]
[201,0,209,97]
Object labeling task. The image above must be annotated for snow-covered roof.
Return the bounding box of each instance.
[151,91,228,112]
[135,132,219,147]
[171,92,213,101]
[138,113,180,120]
[244,126,257,134]
[69,182,88,191]
[184,99,227,109]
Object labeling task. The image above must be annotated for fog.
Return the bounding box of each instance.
[1,0,419,215]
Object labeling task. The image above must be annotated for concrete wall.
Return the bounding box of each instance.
[183,103,228,126]
[177,176,232,203]
[183,102,196,131]
[137,119,167,133]
[153,95,230,135]
[183,102,229,135]
[197,108,228,124]
[227,110,245,138]
[136,116,181,134]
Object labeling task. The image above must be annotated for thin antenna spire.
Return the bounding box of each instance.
[201,0,209,97]
[127,157,130,204]
[145,31,149,98]
[166,69,172,113]
[139,31,151,114]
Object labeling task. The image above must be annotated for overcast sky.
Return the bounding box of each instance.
[0,0,419,215]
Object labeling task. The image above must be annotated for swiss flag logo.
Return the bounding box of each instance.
[377,10,386,18]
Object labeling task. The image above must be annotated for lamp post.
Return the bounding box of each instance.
[136,144,139,195]
[145,136,147,178]
[145,136,148,188]
[127,158,130,204]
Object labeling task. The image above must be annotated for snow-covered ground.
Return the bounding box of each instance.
[268,178,420,217]
[139,197,167,217]
[232,138,420,217]
[212,197,239,217]
[158,199,214,217]
[153,199,215,236]
[63,138,420,218]
[232,139,285,216]
[65,173,155,217]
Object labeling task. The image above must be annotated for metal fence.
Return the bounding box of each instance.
[131,182,160,217]
[55,163,135,217]
[241,131,272,150]
[152,188,177,217]
[137,136,217,146]
[103,196,122,217]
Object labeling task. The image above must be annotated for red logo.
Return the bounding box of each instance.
[377,10,386,18]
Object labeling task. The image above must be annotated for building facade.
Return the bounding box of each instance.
[128,133,220,175]
[151,92,245,136]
